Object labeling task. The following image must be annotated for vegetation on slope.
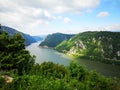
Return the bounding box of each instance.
[40,33,74,47]
[1,61,120,90]
[0,25,36,45]
[56,31,120,65]
[0,30,35,75]
[0,28,120,90]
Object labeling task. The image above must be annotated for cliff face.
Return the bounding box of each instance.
[0,26,36,45]
[39,33,75,47]
[56,31,120,63]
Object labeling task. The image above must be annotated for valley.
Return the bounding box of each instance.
[27,42,120,78]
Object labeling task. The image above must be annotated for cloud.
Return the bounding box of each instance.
[0,0,101,35]
[0,0,56,34]
[97,11,110,17]
[105,24,120,31]
[63,17,71,23]
[0,0,100,14]
[39,0,100,13]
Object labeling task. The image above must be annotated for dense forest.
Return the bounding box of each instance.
[40,33,74,47]
[0,26,120,90]
[56,31,120,65]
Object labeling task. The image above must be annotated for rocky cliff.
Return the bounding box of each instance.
[56,31,120,64]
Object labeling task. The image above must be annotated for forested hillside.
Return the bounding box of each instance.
[56,31,120,65]
[0,28,120,90]
[40,33,74,47]
[0,25,36,45]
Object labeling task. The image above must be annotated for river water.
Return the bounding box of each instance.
[26,42,70,65]
[26,42,120,78]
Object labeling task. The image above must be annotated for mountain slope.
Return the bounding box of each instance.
[39,33,75,47]
[32,36,43,41]
[0,26,36,45]
[56,31,120,64]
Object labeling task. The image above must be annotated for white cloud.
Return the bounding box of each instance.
[0,0,56,35]
[41,0,100,13]
[0,0,100,13]
[105,24,120,31]
[63,17,71,23]
[0,0,101,35]
[97,11,110,17]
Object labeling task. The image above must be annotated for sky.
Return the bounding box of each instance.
[0,0,120,35]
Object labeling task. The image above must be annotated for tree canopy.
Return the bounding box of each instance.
[0,30,35,75]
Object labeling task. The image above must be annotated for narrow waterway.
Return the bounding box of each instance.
[26,42,120,78]
[26,42,70,66]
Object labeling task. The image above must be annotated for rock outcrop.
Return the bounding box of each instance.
[56,31,120,64]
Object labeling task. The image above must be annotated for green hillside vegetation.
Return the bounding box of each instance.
[0,28,120,90]
[0,25,36,46]
[0,31,35,75]
[40,33,74,47]
[1,61,120,90]
[56,31,120,65]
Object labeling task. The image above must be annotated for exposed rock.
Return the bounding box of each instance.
[56,31,120,62]
[117,51,120,56]
[75,40,86,49]
[42,45,48,48]
[69,46,77,54]
[1,75,13,83]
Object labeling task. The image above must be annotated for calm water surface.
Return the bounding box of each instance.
[26,42,120,78]
[26,42,71,65]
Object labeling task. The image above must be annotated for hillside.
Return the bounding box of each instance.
[32,36,43,41]
[39,33,75,47]
[0,28,120,90]
[56,31,120,65]
[0,26,36,45]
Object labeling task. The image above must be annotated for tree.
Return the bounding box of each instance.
[68,61,87,81]
[0,30,35,75]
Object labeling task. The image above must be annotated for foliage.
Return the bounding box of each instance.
[0,30,35,75]
[1,61,120,90]
[30,62,68,79]
[40,33,74,47]
[56,31,120,64]
[0,76,6,88]
[55,40,72,52]
[0,26,36,46]
[0,29,120,90]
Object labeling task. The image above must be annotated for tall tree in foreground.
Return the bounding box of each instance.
[0,27,35,75]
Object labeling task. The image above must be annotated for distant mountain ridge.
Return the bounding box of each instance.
[111,30,120,32]
[32,36,43,42]
[39,33,75,47]
[0,26,36,45]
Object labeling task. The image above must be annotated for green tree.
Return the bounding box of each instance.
[0,30,35,75]
[68,61,87,81]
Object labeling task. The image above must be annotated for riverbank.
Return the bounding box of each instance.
[1,62,120,90]
[27,42,120,78]
[65,53,120,78]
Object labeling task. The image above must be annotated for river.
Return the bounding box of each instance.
[26,42,70,65]
[26,42,120,78]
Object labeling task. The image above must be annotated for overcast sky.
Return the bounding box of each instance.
[0,0,120,35]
